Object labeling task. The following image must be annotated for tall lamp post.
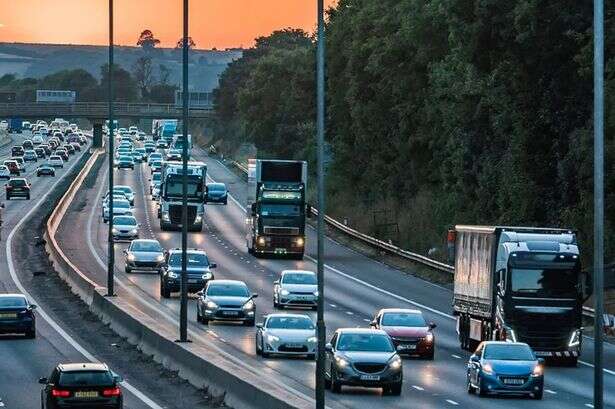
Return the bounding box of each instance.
[315,0,326,407]
[178,0,190,342]
[593,0,604,407]
[107,0,115,297]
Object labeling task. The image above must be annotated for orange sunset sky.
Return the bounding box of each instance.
[0,0,337,49]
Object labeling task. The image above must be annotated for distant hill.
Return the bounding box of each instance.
[0,42,242,92]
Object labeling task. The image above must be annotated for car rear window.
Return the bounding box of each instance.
[483,344,535,361]
[282,273,317,285]
[59,371,113,387]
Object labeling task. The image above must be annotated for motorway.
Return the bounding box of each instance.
[53,140,615,409]
[0,132,161,409]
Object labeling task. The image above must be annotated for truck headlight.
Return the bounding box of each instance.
[257,236,266,246]
[568,329,581,347]
[295,237,305,247]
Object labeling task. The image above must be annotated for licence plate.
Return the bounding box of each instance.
[360,375,380,381]
[0,313,17,319]
[275,248,287,253]
[222,310,239,316]
[75,391,99,398]
[534,351,552,357]
[397,344,416,350]
[285,344,303,349]
[502,378,525,385]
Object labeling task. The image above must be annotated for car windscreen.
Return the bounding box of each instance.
[381,312,426,327]
[510,265,578,298]
[0,297,27,308]
[337,333,394,352]
[267,316,314,330]
[131,241,162,252]
[169,253,209,266]
[58,371,114,387]
[114,201,130,209]
[282,273,317,285]
[483,344,535,361]
[115,186,133,194]
[113,216,136,225]
[207,284,249,297]
[119,156,132,161]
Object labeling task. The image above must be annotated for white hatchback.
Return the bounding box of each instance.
[0,165,10,179]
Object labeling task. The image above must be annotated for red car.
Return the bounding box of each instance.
[370,308,436,359]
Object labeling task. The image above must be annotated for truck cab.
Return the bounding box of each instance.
[158,161,206,232]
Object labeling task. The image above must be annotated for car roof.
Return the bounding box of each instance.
[281,270,316,276]
[168,248,206,255]
[131,239,160,245]
[481,341,529,347]
[335,328,388,335]
[58,363,109,372]
[266,313,312,320]
[208,279,246,286]
[378,308,423,315]
[0,293,26,299]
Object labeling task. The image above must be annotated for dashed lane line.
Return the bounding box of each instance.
[445,399,459,406]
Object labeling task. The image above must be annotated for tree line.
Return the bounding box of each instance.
[212,0,615,263]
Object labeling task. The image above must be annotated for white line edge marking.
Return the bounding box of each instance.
[5,147,163,409]
[210,155,615,377]
[411,385,424,391]
[545,389,557,394]
[446,399,459,405]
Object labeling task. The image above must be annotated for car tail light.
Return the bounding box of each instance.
[51,389,71,397]
[102,387,122,397]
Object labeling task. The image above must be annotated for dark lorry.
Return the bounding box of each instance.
[246,159,308,259]
[452,225,591,365]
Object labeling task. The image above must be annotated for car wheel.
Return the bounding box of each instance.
[388,382,402,396]
[196,307,203,323]
[533,389,543,400]
[244,319,255,327]
[476,376,486,397]
[25,326,36,339]
[466,377,476,394]
[273,298,279,309]
[261,340,270,358]
[125,266,131,274]
[330,368,342,394]
[160,282,171,299]
[255,337,261,355]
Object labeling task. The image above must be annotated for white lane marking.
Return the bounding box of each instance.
[585,404,594,408]
[545,389,557,395]
[5,149,164,409]
[445,399,459,406]
[345,311,354,316]
[329,304,337,308]
[210,149,615,377]
[411,385,424,391]
[451,354,462,359]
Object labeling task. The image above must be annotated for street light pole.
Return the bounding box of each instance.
[107,0,115,297]
[179,0,190,342]
[315,0,326,407]
[593,0,604,407]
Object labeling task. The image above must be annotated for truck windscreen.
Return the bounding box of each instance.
[165,178,202,197]
[260,204,301,217]
[510,265,578,298]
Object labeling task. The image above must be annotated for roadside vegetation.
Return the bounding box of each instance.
[211,0,615,264]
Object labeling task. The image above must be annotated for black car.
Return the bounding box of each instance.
[39,363,123,409]
[160,249,216,298]
[22,139,34,150]
[71,142,81,152]
[37,164,56,177]
[196,279,257,326]
[206,182,228,204]
[64,144,75,155]
[11,146,24,157]
[55,149,69,161]
[0,294,36,338]
[40,144,52,155]
[6,178,31,200]
[34,147,46,158]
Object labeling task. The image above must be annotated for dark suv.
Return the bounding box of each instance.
[39,363,123,409]
[6,178,31,200]
[11,146,24,157]
[160,249,216,298]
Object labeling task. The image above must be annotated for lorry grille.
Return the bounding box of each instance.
[169,204,197,224]
[264,226,299,235]
[517,327,571,350]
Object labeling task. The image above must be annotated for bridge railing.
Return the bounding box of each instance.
[0,102,213,118]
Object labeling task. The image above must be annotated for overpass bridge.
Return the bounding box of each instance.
[0,102,214,120]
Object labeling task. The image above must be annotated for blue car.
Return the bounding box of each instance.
[206,182,228,205]
[467,341,544,399]
[0,294,37,338]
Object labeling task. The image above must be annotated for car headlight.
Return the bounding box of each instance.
[425,333,434,343]
[167,271,179,279]
[389,356,402,370]
[307,336,317,343]
[313,290,319,297]
[505,328,517,343]
[532,364,543,377]
[112,228,118,234]
[482,363,494,375]
[130,229,138,234]
[127,254,135,261]
[201,272,212,280]
[242,299,255,310]
[206,301,218,309]
[267,334,280,343]
[280,289,290,296]
[568,329,581,347]
[335,356,349,369]
[155,254,165,262]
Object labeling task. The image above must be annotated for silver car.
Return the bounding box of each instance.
[114,185,135,205]
[111,215,139,241]
[124,239,165,273]
[273,270,318,310]
[102,199,133,222]
[256,313,317,359]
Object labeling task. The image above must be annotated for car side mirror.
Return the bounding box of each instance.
[123,249,128,255]
[470,355,480,363]
[30,304,37,310]
[196,291,203,297]
[429,322,437,329]
[273,280,280,285]
[369,320,377,327]
[251,293,259,299]
[209,263,217,269]
[256,323,263,329]
[112,372,123,383]
[537,358,545,365]
[325,343,333,352]
[38,377,48,384]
